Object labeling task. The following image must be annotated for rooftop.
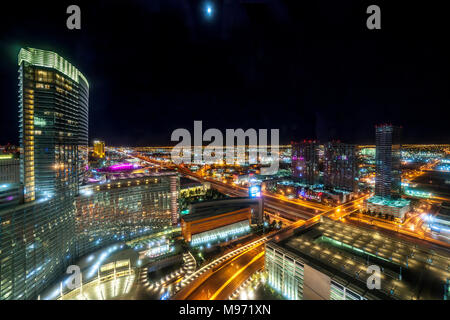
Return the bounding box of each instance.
[19,47,89,87]
[367,195,410,208]
[272,218,450,300]
[181,197,258,222]
[180,177,203,188]
[181,204,249,222]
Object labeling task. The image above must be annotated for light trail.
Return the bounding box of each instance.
[209,251,265,300]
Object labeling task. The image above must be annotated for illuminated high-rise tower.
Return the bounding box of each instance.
[18,48,89,201]
[93,140,105,158]
[0,47,90,300]
[375,124,402,198]
[291,140,319,185]
[323,142,358,192]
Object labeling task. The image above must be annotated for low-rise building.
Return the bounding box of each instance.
[181,206,252,246]
[365,196,410,220]
[76,172,179,256]
[265,218,450,300]
[426,202,450,238]
[179,177,209,197]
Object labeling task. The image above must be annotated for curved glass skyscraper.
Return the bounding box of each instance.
[18,47,89,201]
[1,48,179,300]
[0,48,89,300]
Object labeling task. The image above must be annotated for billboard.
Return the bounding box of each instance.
[249,185,261,198]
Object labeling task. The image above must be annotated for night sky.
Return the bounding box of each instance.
[1,0,449,146]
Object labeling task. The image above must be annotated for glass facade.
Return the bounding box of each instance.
[18,48,89,202]
[0,197,77,300]
[190,220,250,246]
[0,158,20,184]
[75,174,179,257]
[375,125,402,198]
[291,141,319,185]
[330,280,366,300]
[265,242,369,301]
[265,243,304,300]
[0,47,89,300]
[324,142,358,192]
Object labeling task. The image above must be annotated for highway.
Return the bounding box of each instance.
[133,153,326,221]
[184,245,265,300]
[202,180,318,220]
[177,165,327,217]
[265,209,296,225]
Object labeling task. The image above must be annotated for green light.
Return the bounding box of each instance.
[404,188,432,198]
[367,195,410,208]
[319,236,391,263]
[18,47,89,88]
[34,117,47,127]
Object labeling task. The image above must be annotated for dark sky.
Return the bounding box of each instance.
[1,0,449,146]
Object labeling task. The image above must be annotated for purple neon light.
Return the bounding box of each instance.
[108,163,140,171]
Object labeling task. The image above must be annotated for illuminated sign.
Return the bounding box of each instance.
[249,185,261,198]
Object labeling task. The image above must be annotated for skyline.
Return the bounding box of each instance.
[1,2,450,304]
[1,1,449,146]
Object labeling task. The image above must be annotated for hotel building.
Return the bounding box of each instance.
[93,140,105,158]
[0,48,180,300]
[291,141,319,185]
[76,173,179,256]
[323,142,358,192]
[18,48,89,202]
[366,125,409,219]
[375,125,402,198]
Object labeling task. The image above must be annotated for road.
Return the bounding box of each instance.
[134,153,326,220]
[265,210,295,226]
[184,245,265,300]
[176,164,326,219]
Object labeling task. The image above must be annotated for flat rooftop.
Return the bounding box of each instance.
[367,195,410,208]
[180,177,203,188]
[84,170,177,185]
[182,204,249,222]
[273,218,450,300]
